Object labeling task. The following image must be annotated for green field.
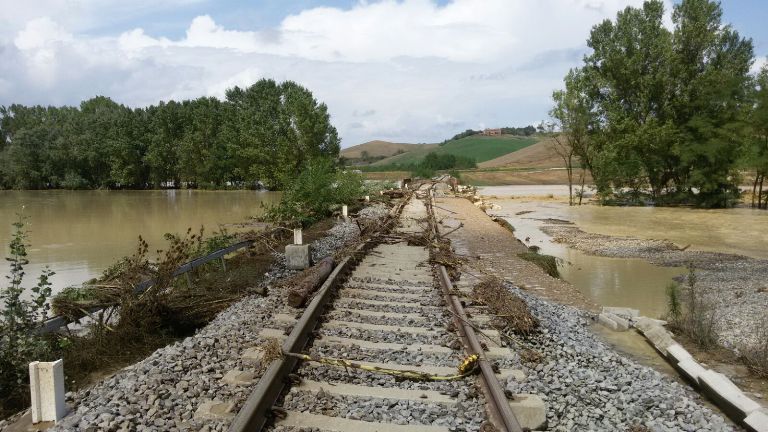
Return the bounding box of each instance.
[371,135,538,166]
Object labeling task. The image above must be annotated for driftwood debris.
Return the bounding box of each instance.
[286,257,335,308]
[381,190,405,199]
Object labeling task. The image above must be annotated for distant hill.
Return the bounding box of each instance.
[372,134,539,166]
[477,137,564,169]
[340,141,438,160]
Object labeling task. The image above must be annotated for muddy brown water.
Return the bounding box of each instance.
[481,185,768,318]
[0,190,281,296]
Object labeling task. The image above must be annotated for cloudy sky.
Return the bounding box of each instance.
[1,0,766,147]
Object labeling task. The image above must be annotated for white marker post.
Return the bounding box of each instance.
[364,195,370,202]
[29,360,67,423]
[342,205,348,219]
[293,228,303,245]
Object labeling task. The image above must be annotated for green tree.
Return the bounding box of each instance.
[670,0,754,207]
[557,0,755,207]
[550,68,594,205]
[1,215,54,411]
[745,63,768,208]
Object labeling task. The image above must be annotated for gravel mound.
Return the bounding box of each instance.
[509,284,735,432]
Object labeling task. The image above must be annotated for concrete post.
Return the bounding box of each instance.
[29,359,67,423]
[293,228,303,245]
[342,205,348,219]
[364,195,370,202]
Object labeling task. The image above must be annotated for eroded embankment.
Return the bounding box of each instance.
[433,195,737,431]
[541,223,768,351]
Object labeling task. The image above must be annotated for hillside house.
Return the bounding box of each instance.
[481,128,502,136]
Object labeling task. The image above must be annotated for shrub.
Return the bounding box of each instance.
[517,251,560,278]
[666,264,718,348]
[0,215,55,415]
[742,318,768,378]
[665,282,682,321]
[264,157,365,226]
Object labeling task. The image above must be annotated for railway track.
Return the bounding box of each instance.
[230,184,536,432]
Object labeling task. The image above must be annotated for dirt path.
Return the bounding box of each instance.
[433,196,597,311]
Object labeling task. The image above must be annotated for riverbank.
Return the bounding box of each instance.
[539,222,768,351]
[432,194,741,431]
[2,204,391,431]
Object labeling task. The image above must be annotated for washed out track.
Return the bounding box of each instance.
[230,184,534,432]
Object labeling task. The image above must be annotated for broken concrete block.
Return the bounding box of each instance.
[597,313,618,331]
[642,325,675,354]
[606,313,630,331]
[675,358,707,384]
[194,399,236,420]
[509,394,547,430]
[221,370,255,386]
[698,370,762,422]
[602,306,640,318]
[634,316,663,333]
[666,343,693,364]
[598,313,629,331]
[285,244,311,270]
[744,409,768,432]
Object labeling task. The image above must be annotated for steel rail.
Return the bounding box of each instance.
[427,187,523,432]
[228,192,413,432]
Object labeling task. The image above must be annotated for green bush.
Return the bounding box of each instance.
[264,157,365,226]
[1,215,55,415]
[666,264,718,348]
[517,251,560,278]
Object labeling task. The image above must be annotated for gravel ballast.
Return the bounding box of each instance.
[48,207,389,432]
[507,284,735,431]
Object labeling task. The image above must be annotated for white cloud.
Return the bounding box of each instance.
[0,0,703,146]
[752,57,767,75]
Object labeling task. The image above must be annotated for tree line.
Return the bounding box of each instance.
[0,79,340,190]
[445,125,537,143]
[551,0,768,208]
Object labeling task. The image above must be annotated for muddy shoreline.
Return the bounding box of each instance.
[540,222,768,351]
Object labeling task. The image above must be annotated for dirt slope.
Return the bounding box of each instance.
[341,141,438,159]
[478,137,564,169]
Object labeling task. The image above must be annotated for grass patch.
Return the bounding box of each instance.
[517,251,560,278]
[372,135,538,166]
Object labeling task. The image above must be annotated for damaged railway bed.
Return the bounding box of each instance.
[231,183,540,432]
[41,179,747,432]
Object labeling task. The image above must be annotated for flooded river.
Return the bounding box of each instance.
[0,190,280,295]
[481,185,768,317]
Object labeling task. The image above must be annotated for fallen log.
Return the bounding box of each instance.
[286,257,335,308]
[381,190,405,198]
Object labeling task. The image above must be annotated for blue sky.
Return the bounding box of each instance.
[0,0,765,147]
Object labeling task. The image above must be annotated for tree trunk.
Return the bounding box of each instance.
[752,173,760,208]
[566,154,574,206]
[578,168,586,206]
[286,257,335,308]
